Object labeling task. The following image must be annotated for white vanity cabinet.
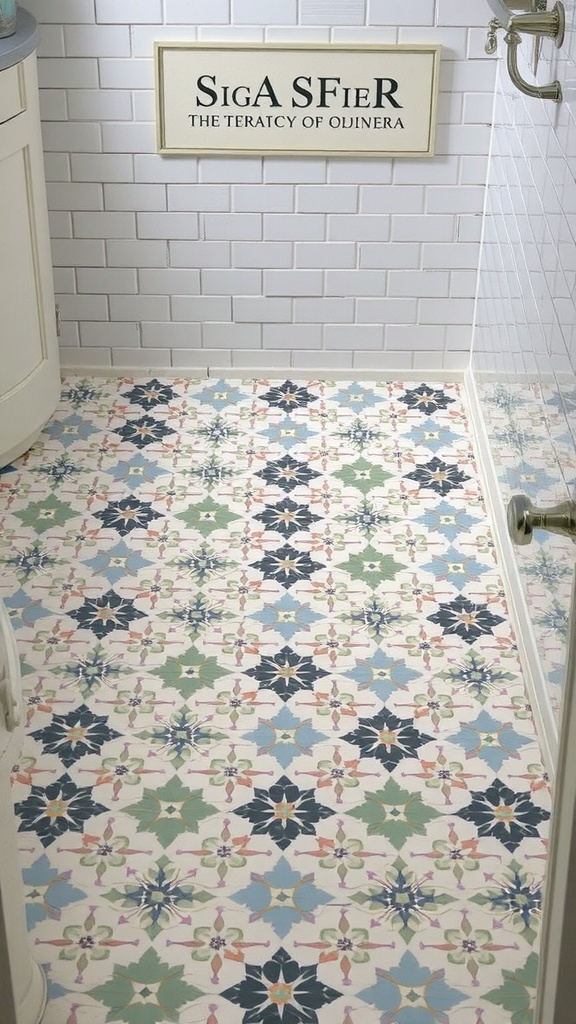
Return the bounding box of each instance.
[0,9,60,469]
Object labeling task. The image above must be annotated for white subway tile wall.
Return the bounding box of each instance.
[473,0,576,392]
[24,0,496,370]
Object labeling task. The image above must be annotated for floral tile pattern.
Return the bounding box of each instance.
[477,377,576,721]
[0,377,551,1023]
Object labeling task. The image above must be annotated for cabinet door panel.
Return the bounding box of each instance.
[0,144,45,397]
[0,52,60,468]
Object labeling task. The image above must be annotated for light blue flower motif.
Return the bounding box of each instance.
[23,854,86,929]
[41,413,97,446]
[448,710,531,771]
[401,418,463,453]
[195,380,247,410]
[545,386,576,413]
[549,664,565,688]
[414,500,481,542]
[257,415,315,450]
[231,855,332,938]
[343,650,422,703]
[43,966,69,1002]
[421,545,491,591]
[332,381,385,412]
[107,452,170,488]
[81,539,154,585]
[358,948,466,1023]
[554,429,576,451]
[243,705,327,769]
[249,592,323,641]
[503,461,557,499]
[3,588,52,630]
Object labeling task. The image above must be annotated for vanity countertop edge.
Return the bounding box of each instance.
[0,8,38,73]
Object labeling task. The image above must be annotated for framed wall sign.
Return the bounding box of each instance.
[155,43,441,158]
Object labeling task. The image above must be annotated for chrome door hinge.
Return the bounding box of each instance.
[55,303,61,337]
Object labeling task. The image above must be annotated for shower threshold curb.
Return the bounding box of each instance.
[464,366,558,777]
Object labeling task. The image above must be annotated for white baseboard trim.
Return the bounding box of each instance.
[464,368,558,778]
[59,364,466,382]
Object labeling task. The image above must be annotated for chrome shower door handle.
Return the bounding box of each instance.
[507,494,576,545]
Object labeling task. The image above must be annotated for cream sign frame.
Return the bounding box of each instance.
[155,43,441,158]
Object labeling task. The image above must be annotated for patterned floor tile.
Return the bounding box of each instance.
[0,377,550,1023]
[477,377,575,720]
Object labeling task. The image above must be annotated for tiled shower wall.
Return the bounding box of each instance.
[23,0,496,374]
[472,0,576,722]
[473,0,576,388]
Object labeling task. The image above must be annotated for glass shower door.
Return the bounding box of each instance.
[534,572,576,1022]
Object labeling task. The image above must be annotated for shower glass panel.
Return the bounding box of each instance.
[471,57,576,735]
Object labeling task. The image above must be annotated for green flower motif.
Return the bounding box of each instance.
[347,776,441,850]
[201,757,258,791]
[173,910,260,984]
[437,917,508,984]
[124,776,217,849]
[113,688,160,719]
[317,837,365,872]
[14,494,77,534]
[483,951,538,1024]
[186,922,244,960]
[89,947,203,1024]
[197,836,249,872]
[337,545,407,589]
[422,828,486,889]
[317,923,372,964]
[413,692,455,722]
[334,457,392,494]
[510,695,534,720]
[36,905,139,984]
[125,629,168,659]
[78,832,134,884]
[94,753,145,799]
[151,645,230,697]
[58,918,116,965]
[130,576,175,603]
[175,496,240,535]
[211,686,260,726]
[445,926,495,963]
[392,529,431,559]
